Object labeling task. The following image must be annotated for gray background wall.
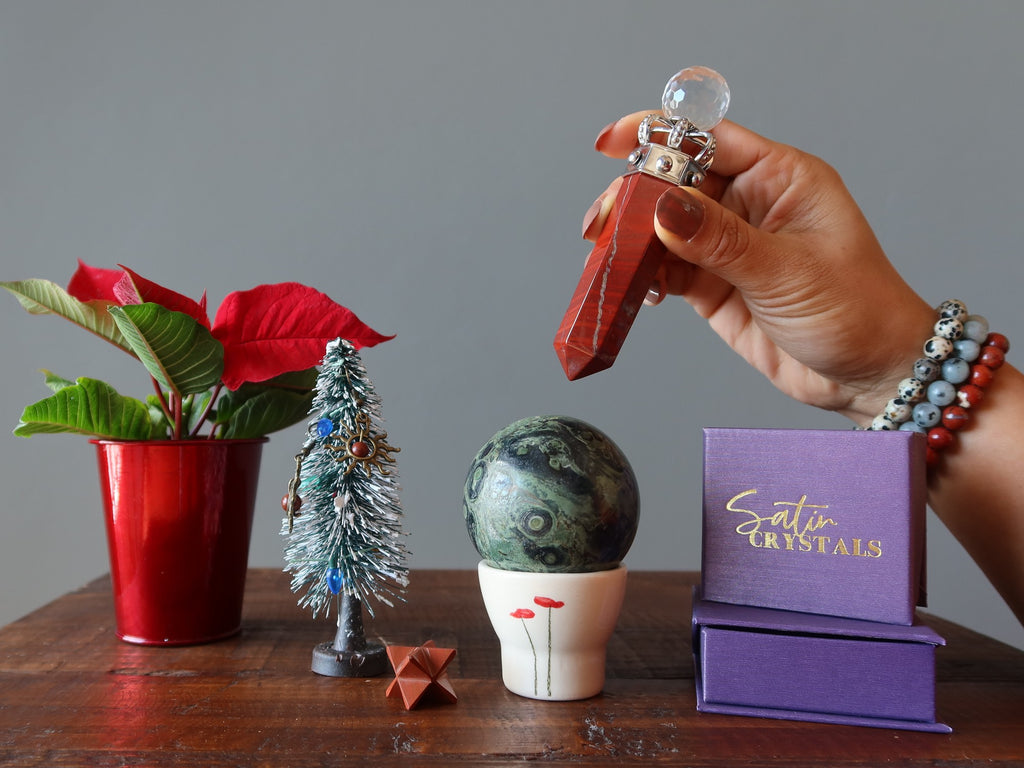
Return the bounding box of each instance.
[1,1,1022,651]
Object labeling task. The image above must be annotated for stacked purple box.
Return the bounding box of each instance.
[693,428,949,732]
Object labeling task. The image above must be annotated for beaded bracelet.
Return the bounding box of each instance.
[869,299,1009,467]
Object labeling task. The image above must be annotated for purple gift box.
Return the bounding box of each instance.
[692,594,950,732]
[702,428,927,625]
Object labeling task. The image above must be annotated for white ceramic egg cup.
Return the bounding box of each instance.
[477,561,628,701]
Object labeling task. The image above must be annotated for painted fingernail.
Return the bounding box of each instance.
[594,121,616,152]
[656,188,704,241]
[644,285,665,307]
[582,195,605,239]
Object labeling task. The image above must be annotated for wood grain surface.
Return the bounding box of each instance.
[0,570,1022,766]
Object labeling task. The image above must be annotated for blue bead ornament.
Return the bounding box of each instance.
[942,357,971,385]
[963,315,990,344]
[927,380,957,407]
[899,419,926,433]
[913,401,942,428]
[953,338,981,362]
[317,418,335,438]
[326,568,344,594]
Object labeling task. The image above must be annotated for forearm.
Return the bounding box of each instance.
[927,363,1024,626]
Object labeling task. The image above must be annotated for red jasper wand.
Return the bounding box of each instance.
[554,66,730,380]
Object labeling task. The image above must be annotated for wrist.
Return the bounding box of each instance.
[839,300,936,427]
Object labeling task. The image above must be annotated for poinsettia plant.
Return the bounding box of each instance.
[1,261,392,441]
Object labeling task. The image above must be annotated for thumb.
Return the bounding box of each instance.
[654,186,786,297]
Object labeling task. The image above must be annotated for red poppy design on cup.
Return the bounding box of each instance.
[533,596,565,696]
[511,607,538,694]
[533,597,564,609]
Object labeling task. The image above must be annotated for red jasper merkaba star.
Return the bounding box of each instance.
[385,640,457,710]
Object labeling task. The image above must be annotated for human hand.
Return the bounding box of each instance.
[583,114,934,425]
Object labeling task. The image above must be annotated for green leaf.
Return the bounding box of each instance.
[109,303,224,396]
[40,370,76,393]
[218,386,314,440]
[14,377,156,439]
[184,390,215,436]
[0,279,130,352]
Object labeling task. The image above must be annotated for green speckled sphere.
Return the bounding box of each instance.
[463,415,639,573]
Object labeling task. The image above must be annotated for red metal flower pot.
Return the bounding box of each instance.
[92,438,267,645]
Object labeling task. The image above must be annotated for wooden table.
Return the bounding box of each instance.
[1,570,1022,767]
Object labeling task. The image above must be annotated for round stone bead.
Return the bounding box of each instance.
[933,317,963,341]
[870,413,898,431]
[938,299,968,322]
[899,419,927,434]
[923,336,954,362]
[970,364,994,388]
[979,345,1006,369]
[662,66,730,130]
[957,384,985,408]
[913,357,941,382]
[941,357,971,385]
[941,405,969,431]
[986,332,1010,352]
[962,315,990,344]
[912,401,942,428]
[884,397,912,423]
[927,426,955,451]
[953,338,981,362]
[927,379,957,407]
[897,377,926,402]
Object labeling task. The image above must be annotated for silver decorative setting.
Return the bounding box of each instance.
[629,113,716,187]
[626,143,707,187]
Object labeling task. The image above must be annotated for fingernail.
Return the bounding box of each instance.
[594,121,616,152]
[656,188,704,241]
[582,195,605,239]
[644,285,665,307]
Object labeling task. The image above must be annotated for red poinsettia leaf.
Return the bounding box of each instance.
[66,260,123,303]
[116,266,210,327]
[211,282,394,390]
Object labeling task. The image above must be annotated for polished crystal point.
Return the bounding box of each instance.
[662,66,730,130]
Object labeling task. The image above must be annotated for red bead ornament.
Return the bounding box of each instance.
[986,332,1010,352]
[927,426,955,451]
[957,384,985,408]
[969,364,994,389]
[941,406,969,431]
[349,441,371,458]
[979,345,1005,369]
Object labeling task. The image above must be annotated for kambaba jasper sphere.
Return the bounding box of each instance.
[463,415,639,573]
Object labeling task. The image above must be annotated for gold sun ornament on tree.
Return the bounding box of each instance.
[326,410,399,477]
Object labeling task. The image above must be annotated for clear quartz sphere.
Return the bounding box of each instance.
[662,66,730,131]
